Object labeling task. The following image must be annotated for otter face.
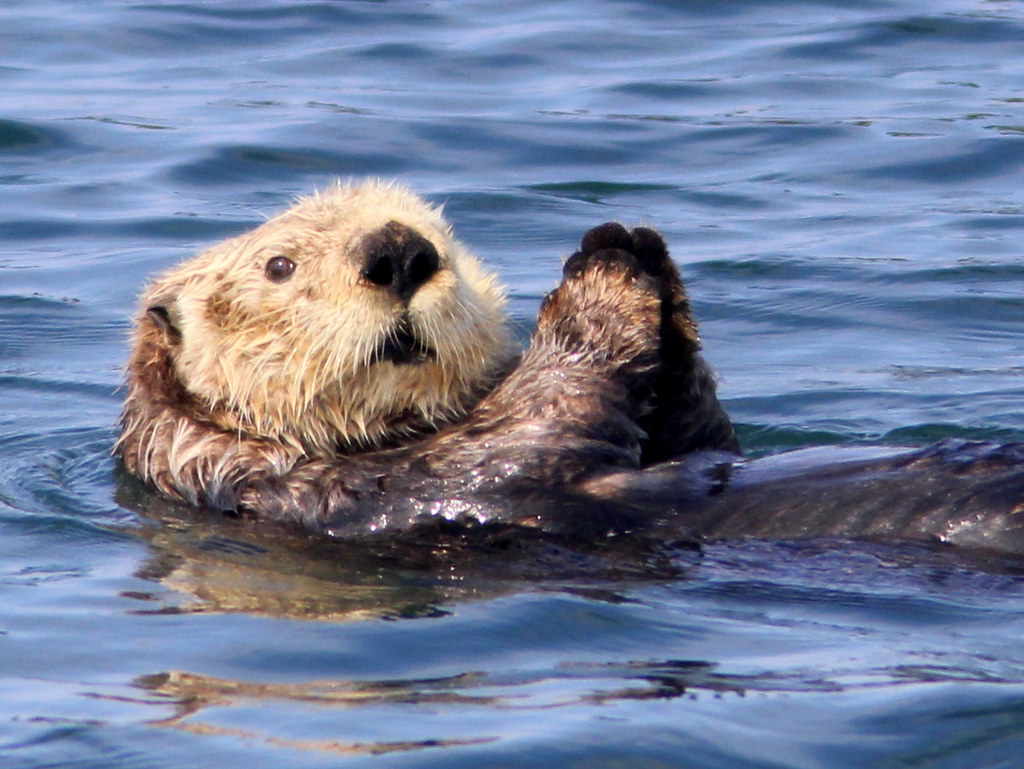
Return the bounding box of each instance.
[138,181,514,455]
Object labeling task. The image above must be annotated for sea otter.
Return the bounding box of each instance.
[118,183,1024,557]
[116,181,738,536]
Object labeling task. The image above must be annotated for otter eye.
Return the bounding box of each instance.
[265,255,295,283]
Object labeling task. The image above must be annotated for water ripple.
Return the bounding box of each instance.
[4,1,1024,767]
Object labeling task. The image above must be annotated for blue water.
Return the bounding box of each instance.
[4,0,1024,766]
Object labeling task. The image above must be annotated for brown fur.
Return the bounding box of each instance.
[573,223,739,461]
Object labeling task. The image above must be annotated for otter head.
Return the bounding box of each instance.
[135,181,515,455]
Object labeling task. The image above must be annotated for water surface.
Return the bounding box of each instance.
[4,1,1024,767]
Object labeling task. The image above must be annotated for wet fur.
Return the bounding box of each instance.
[117,182,518,506]
[117,199,738,535]
[117,191,1024,558]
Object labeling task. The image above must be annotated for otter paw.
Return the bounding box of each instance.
[561,245,645,283]
[563,222,654,285]
[580,222,634,255]
[629,227,671,277]
[544,230,663,349]
[576,222,672,279]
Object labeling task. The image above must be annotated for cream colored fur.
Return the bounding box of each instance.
[134,180,514,456]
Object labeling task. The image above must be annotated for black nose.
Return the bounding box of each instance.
[361,221,441,301]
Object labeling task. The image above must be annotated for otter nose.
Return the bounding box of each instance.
[361,222,440,301]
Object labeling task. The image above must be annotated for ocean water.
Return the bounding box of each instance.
[4,0,1024,766]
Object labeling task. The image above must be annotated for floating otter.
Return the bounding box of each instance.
[116,182,737,537]
[117,184,1024,558]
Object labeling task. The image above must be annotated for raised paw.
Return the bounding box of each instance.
[561,228,645,284]
[576,222,672,279]
[571,221,741,461]
[580,221,634,255]
[572,222,694,347]
[531,227,667,396]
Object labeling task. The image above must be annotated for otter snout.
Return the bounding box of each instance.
[361,221,440,302]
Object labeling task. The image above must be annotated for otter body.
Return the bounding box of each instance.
[593,441,1024,556]
[704,441,1024,552]
[118,184,1024,560]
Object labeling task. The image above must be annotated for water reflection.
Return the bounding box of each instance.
[132,654,1024,757]
[130,660,741,756]
[136,670,497,756]
[116,472,695,622]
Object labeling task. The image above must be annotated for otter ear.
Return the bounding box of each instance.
[146,302,183,346]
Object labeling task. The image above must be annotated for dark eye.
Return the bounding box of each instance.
[265,256,295,283]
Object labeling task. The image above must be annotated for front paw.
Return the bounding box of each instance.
[575,222,671,278]
[562,222,643,282]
